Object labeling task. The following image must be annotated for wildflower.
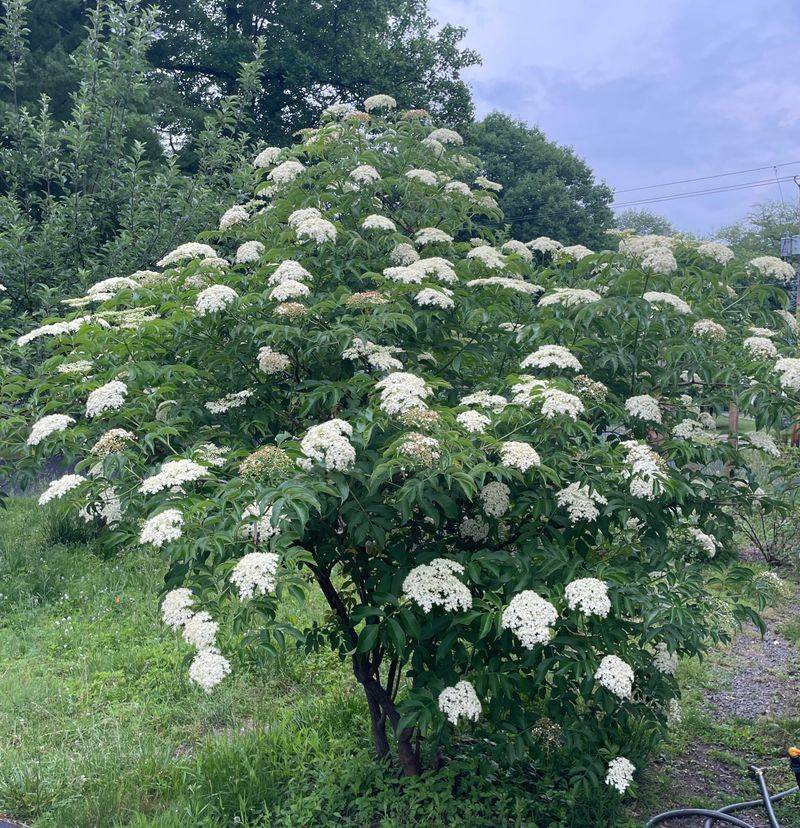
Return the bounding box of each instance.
[606,757,635,794]
[219,205,249,230]
[749,255,795,284]
[538,288,601,307]
[157,242,218,267]
[459,515,489,542]
[405,168,438,185]
[652,643,678,675]
[91,428,134,456]
[743,336,777,359]
[501,591,558,648]
[257,346,291,374]
[402,558,472,613]
[363,94,396,111]
[287,207,322,228]
[438,681,481,726]
[415,227,453,245]
[389,243,419,265]
[595,655,634,699]
[342,338,404,372]
[746,431,780,457]
[556,482,607,523]
[641,247,678,275]
[774,356,800,390]
[444,180,472,197]
[528,236,562,254]
[230,552,280,600]
[85,380,127,418]
[398,432,441,467]
[428,127,463,145]
[27,414,75,446]
[139,459,207,494]
[196,284,238,315]
[362,214,396,232]
[500,240,533,262]
[350,164,381,185]
[346,291,388,308]
[697,241,735,264]
[236,241,265,264]
[499,441,541,472]
[253,146,282,167]
[268,159,305,184]
[521,344,582,372]
[621,440,667,499]
[692,319,726,341]
[541,388,585,420]
[240,502,282,542]
[205,389,253,413]
[466,245,505,269]
[239,445,294,482]
[468,277,541,294]
[300,419,355,471]
[38,473,85,505]
[688,527,718,557]
[558,244,594,261]
[643,291,691,314]
[480,481,510,517]
[411,257,458,283]
[376,372,432,415]
[565,578,611,618]
[17,316,94,346]
[57,360,93,374]
[140,509,184,547]
[189,649,231,693]
[474,175,502,192]
[775,309,799,334]
[457,410,490,434]
[270,279,310,301]
[624,394,661,423]
[296,217,337,244]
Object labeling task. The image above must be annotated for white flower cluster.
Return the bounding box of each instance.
[415,227,453,245]
[196,284,238,315]
[364,94,396,111]
[688,527,718,557]
[91,427,134,456]
[480,481,510,518]
[775,308,799,334]
[774,356,800,390]
[672,418,717,443]
[85,380,128,418]
[460,391,507,412]
[140,509,184,547]
[428,127,463,145]
[300,419,355,471]
[642,291,691,314]
[57,359,93,374]
[405,168,438,186]
[746,431,780,457]
[205,389,254,413]
[350,164,381,185]
[253,146,282,168]
[743,335,777,359]
[415,287,455,310]
[257,345,291,374]
[139,459,207,494]
[467,277,541,294]
[474,175,502,192]
[528,236,562,254]
[541,387,585,420]
[692,318,726,341]
[697,241,735,264]
[196,443,228,468]
[521,344,582,372]
[38,473,86,505]
[362,214,396,232]
[618,234,674,258]
[564,578,611,618]
[749,255,795,284]
[87,276,140,296]
[230,552,280,600]
[457,410,490,434]
[389,242,419,265]
[444,180,472,197]
[538,288,602,308]
[236,240,265,264]
[402,558,472,613]
[398,432,441,467]
[219,205,249,230]
[595,654,634,699]
[79,486,122,526]
[558,244,594,261]
[500,239,533,262]
[624,394,662,423]
[466,245,505,269]
[438,680,481,726]
[621,440,666,500]
[295,215,337,244]
[161,588,195,629]
[459,515,489,543]
[343,338,404,372]
[188,649,232,693]
[17,315,94,346]
[501,590,558,648]
[268,159,305,184]
[605,757,635,794]
[556,482,607,523]
[157,242,218,267]
[375,372,432,415]
[640,247,678,275]
[27,413,75,446]
[652,642,678,675]
[499,441,541,472]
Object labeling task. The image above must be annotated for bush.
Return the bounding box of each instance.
[4,95,799,804]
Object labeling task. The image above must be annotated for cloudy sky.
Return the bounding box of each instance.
[430,0,800,235]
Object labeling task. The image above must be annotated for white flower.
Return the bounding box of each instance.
[692,318,726,341]
[389,243,419,265]
[287,207,322,228]
[746,431,780,457]
[688,527,718,557]
[501,591,558,648]
[139,459,207,494]
[405,168,438,186]
[375,372,432,415]
[296,216,337,244]
[79,486,122,526]
[205,389,254,413]
[640,247,678,274]
[624,394,662,423]
[140,509,184,547]
[411,257,458,283]
[85,380,127,418]
[466,245,505,269]
[556,482,607,523]
[270,279,310,301]
[743,335,778,359]
[87,277,139,296]
[653,642,678,675]
[38,473,86,505]
[480,481,510,517]
[196,443,228,467]
[27,413,75,446]
[189,649,231,693]
[91,428,134,456]
[774,356,800,390]
[595,654,634,699]
[621,440,667,499]
[474,175,502,192]
[666,698,682,727]
[460,391,507,412]
[343,338,403,372]
[362,214,396,232]
[301,419,356,471]
[456,410,490,434]
[605,757,635,794]
[444,180,472,197]
[257,346,291,374]
[364,93,396,111]
[414,287,455,312]
[161,588,194,629]
[402,558,472,613]
[468,277,541,294]
[428,127,463,146]
[527,236,562,254]
[438,681,481,726]
[558,244,594,261]
[459,515,489,543]
[618,234,674,258]
[17,315,94,346]
[219,205,249,230]
[253,146,282,167]
[538,288,601,307]
[415,227,453,245]
[268,159,305,184]
[565,578,611,618]
[643,291,691,314]
[323,102,353,117]
[350,164,381,184]
[236,241,265,264]
[57,360,93,374]
[697,241,735,265]
[230,552,280,600]
[499,441,541,472]
[182,610,218,650]
[397,432,441,467]
[775,309,799,334]
[521,344,582,372]
[157,242,218,268]
[269,260,312,285]
[541,388,584,420]
[196,284,238,315]
[749,255,795,284]
[383,266,422,284]
[672,418,716,443]
[500,240,533,262]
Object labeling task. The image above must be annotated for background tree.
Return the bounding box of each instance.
[614,208,675,236]
[466,112,614,248]
[716,200,799,259]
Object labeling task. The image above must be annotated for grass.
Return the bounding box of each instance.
[2,498,799,827]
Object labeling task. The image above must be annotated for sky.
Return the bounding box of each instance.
[429,0,800,235]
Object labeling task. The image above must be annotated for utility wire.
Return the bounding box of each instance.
[614,160,800,193]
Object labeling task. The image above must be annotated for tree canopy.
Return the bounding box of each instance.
[717,200,799,260]
[615,209,676,237]
[466,112,614,248]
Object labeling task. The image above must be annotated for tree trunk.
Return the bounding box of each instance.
[363,681,390,760]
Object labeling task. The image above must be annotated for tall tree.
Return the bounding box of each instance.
[466,112,614,248]
[614,208,675,236]
[716,200,799,259]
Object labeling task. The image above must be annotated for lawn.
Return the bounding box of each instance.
[1,498,798,827]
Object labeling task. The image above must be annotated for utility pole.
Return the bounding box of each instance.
[789,177,800,445]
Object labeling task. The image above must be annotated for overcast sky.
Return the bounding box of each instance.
[430,0,800,235]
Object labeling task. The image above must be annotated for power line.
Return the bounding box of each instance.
[614,160,800,193]
[612,175,797,209]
